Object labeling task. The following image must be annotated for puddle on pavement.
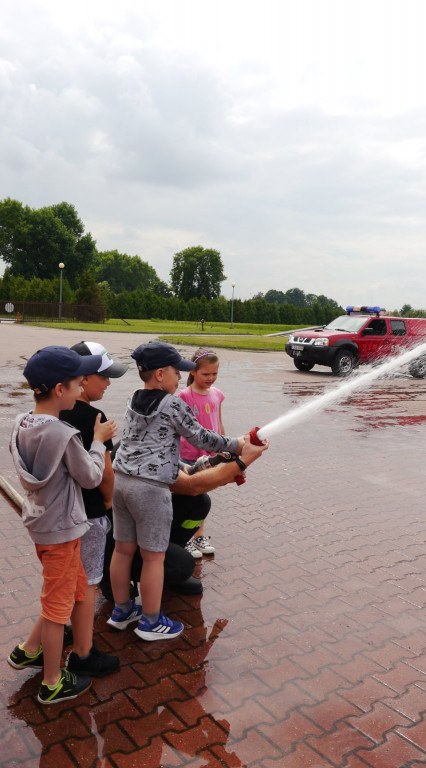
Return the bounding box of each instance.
[3,596,239,766]
[281,377,426,433]
[0,382,31,407]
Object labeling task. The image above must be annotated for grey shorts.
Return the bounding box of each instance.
[113,472,173,552]
[80,516,111,585]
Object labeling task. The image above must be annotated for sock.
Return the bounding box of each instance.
[43,673,62,689]
[116,600,133,613]
[144,611,160,625]
[76,652,90,660]
[20,643,42,658]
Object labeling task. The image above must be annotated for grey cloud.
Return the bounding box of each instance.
[2,1,426,309]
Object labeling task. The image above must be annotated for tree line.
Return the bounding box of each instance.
[0,269,342,324]
[0,197,344,323]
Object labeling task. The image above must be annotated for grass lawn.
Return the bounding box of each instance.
[160,334,288,351]
[31,318,296,349]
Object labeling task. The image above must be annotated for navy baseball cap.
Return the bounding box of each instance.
[24,345,103,394]
[71,341,128,378]
[131,341,195,372]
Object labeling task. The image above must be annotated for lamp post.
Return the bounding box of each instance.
[58,262,64,321]
[230,282,235,329]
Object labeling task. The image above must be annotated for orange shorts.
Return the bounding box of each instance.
[35,539,87,624]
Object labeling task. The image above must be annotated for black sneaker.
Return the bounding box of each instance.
[168,576,203,595]
[37,669,91,705]
[7,644,44,669]
[67,646,120,677]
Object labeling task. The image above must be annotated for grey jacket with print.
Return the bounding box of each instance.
[10,413,106,545]
[113,391,239,485]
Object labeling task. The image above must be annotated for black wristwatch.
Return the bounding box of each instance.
[234,456,247,472]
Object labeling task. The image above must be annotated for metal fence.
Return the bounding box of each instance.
[0,300,105,323]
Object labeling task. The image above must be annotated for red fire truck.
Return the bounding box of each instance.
[285,306,426,376]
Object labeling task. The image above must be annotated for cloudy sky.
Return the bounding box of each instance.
[1,0,426,310]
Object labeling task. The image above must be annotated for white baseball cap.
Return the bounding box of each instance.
[70,341,128,378]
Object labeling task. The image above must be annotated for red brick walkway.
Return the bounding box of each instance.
[1,326,426,767]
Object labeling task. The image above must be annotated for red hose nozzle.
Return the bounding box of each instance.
[249,426,265,446]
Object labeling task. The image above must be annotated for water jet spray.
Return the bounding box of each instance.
[250,340,426,443]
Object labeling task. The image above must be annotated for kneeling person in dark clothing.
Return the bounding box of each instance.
[102,481,211,600]
[101,437,269,599]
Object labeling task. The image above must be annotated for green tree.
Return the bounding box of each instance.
[264,289,286,304]
[94,250,169,295]
[305,293,318,306]
[283,288,307,307]
[170,246,226,301]
[74,269,102,306]
[0,198,97,288]
[97,281,116,317]
[0,267,12,299]
[49,202,84,238]
[316,294,341,310]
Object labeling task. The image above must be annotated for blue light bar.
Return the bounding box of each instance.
[346,305,382,314]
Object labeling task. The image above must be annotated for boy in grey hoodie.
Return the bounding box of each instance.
[7,346,116,705]
[108,341,243,642]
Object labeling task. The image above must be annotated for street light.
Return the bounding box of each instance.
[58,262,64,321]
[230,282,235,329]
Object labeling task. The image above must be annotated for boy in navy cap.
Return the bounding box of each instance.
[108,341,243,641]
[8,346,116,704]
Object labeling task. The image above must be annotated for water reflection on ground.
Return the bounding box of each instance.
[282,371,426,433]
[4,597,240,767]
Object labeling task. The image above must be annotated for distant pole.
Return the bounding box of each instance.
[230,282,235,329]
[58,262,64,321]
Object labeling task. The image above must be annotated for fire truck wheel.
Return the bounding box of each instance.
[331,349,357,376]
[409,356,426,378]
[293,359,315,372]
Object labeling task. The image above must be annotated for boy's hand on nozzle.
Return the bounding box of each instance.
[93,413,117,444]
[236,436,245,454]
[241,433,269,467]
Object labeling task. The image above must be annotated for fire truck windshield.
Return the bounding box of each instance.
[325,315,369,333]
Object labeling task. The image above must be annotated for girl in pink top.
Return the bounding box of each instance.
[178,348,225,556]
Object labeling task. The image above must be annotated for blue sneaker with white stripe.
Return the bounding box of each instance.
[107,599,142,630]
[134,611,183,641]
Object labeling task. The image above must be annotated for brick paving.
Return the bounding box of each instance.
[1,324,426,767]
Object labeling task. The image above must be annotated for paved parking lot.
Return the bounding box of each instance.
[1,323,426,767]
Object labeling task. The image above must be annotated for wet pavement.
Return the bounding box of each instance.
[1,324,426,767]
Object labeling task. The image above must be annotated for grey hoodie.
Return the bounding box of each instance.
[10,412,106,545]
[113,390,239,485]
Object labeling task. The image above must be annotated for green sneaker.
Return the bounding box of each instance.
[8,644,44,669]
[37,669,91,705]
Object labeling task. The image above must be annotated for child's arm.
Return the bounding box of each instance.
[172,398,243,454]
[63,435,106,489]
[98,450,114,509]
[171,434,269,495]
[93,415,116,505]
[218,403,225,434]
[62,414,116,490]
